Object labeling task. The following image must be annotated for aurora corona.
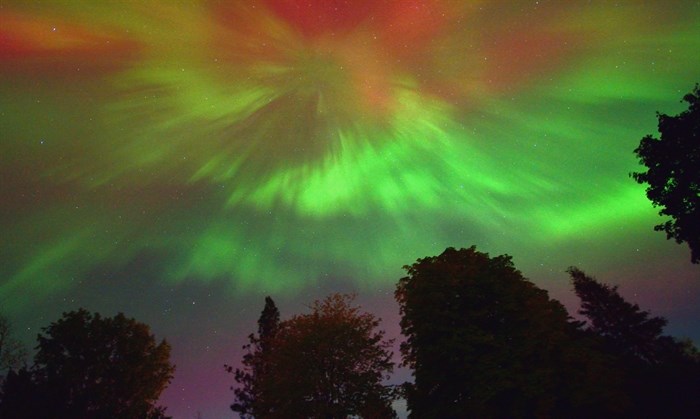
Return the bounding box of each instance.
[1,1,698,417]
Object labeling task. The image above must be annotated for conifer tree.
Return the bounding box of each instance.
[568,267,700,418]
[568,267,669,364]
[228,296,280,418]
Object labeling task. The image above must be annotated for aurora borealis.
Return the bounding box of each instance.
[1,1,699,417]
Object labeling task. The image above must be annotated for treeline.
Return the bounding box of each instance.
[228,246,700,418]
[1,246,698,418]
[395,248,699,418]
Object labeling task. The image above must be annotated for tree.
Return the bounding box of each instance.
[0,314,27,379]
[0,366,41,418]
[25,309,174,418]
[227,296,280,417]
[256,296,281,352]
[396,247,623,418]
[230,294,397,418]
[568,267,700,418]
[632,84,700,263]
[568,267,670,363]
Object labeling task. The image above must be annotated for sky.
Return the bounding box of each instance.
[1,0,699,417]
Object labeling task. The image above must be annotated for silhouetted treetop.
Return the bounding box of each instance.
[568,267,700,417]
[568,267,670,364]
[632,83,700,263]
[229,294,397,418]
[257,296,280,352]
[228,296,280,418]
[0,309,175,419]
[396,247,622,418]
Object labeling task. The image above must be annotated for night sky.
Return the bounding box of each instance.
[1,1,699,418]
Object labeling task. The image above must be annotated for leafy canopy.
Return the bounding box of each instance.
[396,247,620,418]
[230,294,397,418]
[34,309,174,418]
[632,84,700,263]
[0,314,27,379]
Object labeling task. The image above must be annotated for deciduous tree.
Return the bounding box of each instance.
[31,309,174,418]
[632,84,700,263]
[230,294,397,418]
[396,247,622,418]
[0,314,26,379]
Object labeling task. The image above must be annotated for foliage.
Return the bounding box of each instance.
[0,314,27,379]
[0,367,40,417]
[632,84,700,263]
[396,247,623,418]
[227,296,280,418]
[230,294,397,418]
[568,267,700,418]
[568,267,670,363]
[0,309,174,419]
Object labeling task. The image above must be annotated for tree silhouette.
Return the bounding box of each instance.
[230,294,397,418]
[568,267,670,363]
[568,267,700,418]
[0,366,42,418]
[1,309,175,419]
[632,84,700,263]
[0,314,27,379]
[256,296,280,352]
[396,247,623,418]
[228,296,280,417]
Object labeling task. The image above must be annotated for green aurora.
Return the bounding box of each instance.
[1,1,698,417]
